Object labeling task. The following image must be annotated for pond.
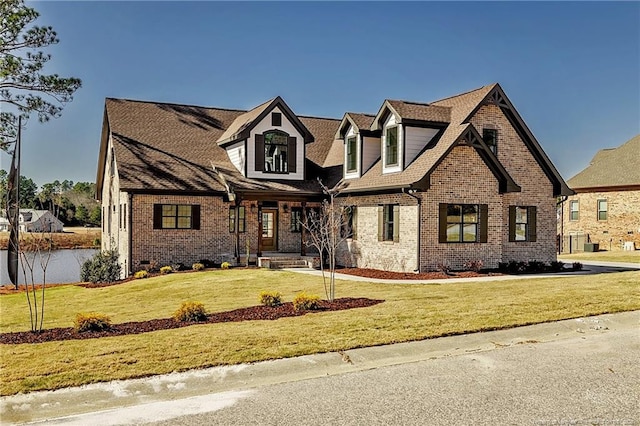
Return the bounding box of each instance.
[0,249,98,285]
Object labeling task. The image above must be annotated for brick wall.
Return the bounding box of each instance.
[561,189,640,251]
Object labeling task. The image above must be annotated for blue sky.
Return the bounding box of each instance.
[2,1,639,188]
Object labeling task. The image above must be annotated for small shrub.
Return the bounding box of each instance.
[134,270,149,279]
[160,266,173,275]
[173,301,207,322]
[192,262,205,271]
[436,262,451,275]
[198,259,215,268]
[221,261,231,270]
[171,263,186,271]
[293,292,321,311]
[74,312,112,333]
[572,262,583,271]
[550,261,565,272]
[80,249,121,283]
[462,259,484,273]
[526,260,545,273]
[259,291,282,307]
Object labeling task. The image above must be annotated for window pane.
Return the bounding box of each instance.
[515,224,527,241]
[347,137,357,171]
[463,205,478,223]
[598,211,607,221]
[162,205,176,216]
[447,224,461,242]
[162,217,176,228]
[177,205,191,217]
[447,205,461,223]
[264,132,289,173]
[515,207,527,223]
[463,224,477,242]
[177,217,191,228]
[385,127,398,165]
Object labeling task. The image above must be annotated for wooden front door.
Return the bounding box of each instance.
[262,209,278,251]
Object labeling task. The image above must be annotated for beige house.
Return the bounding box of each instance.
[560,135,640,252]
[96,83,571,277]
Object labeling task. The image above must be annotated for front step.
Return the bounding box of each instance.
[269,259,310,269]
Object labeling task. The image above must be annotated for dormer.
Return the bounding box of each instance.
[372,100,451,174]
[335,113,379,179]
[217,97,314,180]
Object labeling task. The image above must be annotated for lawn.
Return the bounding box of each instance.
[1,269,639,396]
[559,250,640,263]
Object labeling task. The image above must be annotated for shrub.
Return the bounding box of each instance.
[572,262,583,271]
[526,260,546,273]
[463,260,484,273]
[198,259,215,268]
[436,262,451,275]
[80,249,121,283]
[173,301,207,322]
[259,291,282,307]
[92,237,101,247]
[293,292,321,311]
[192,262,205,271]
[221,261,231,270]
[74,312,112,333]
[160,266,173,275]
[134,270,149,279]
[550,261,565,272]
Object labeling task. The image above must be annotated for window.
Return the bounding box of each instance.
[569,200,579,221]
[509,206,537,242]
[261,130,291,173]
[483,128,498,155]
[153,204,200,230]
[291,207,302,232]
[439,204,488,243]
[229,206,246,233]
[597,199,607,221]
[271,112,282,126]
[385,126,399,166]
[341,206,357,239]
[346,136,357,172]
[378,204,398,242]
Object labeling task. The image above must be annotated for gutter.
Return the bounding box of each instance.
[402,187,421,273]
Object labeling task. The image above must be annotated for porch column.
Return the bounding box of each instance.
[300,201,307,256]
[257,202,263,257]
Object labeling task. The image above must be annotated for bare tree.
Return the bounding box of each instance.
[301,180,352,301]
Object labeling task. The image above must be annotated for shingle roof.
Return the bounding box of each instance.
[386,100,451,123]
[567,134,640,189]
[215,98,273,145]
[347,113,376,130]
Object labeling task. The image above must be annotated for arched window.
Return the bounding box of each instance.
[263,130,289,173]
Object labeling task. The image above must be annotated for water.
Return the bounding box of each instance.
[0,249,98,285]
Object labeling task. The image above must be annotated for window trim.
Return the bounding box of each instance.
[569,200,579,221]
[597,199,607,221]
[229,206,246,233]
[290,207,302,233]
[384,126,399,167]
[271,112,282,127]
[509,205,537,242]
[346,135,358,173]
[439,203,488,243]
[483,128,498,155]
[378,204,399,242]
[153,204,200,230]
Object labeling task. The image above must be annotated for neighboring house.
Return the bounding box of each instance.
[0,209,64,233]
[560,135,640,252]
[96,83,571,277]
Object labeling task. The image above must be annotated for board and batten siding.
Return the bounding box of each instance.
[344,125,360,179]
[382,112,403,174]
[246,106,305,180]
[404,126,439,167]
[226,140,246,175]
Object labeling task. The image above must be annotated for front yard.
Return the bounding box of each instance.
[558,250,640,263]
[1,269,639,395]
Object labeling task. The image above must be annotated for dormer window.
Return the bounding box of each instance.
[271,112,282,126]
[346,136,357,172]
[264,130,289,173]
[483,128,497,155]
[385,126,399,166]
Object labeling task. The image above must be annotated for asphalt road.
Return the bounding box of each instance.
[146,328,639,426]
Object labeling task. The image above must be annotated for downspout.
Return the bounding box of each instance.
[403,187,421,273]
[128,193,133,277]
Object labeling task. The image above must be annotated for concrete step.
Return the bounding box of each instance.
[269,260,310,269]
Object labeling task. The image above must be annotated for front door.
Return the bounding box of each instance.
[262,209,278,251]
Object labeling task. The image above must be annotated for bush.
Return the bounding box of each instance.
[221,261,231,270]
[259,291,282,307]
[74,312,112,333]
[92,237,101,247]
[80,249,121,283]
[134,270,149,279]
[160,266,173,275]
[173,301,207,322]
[526,260,546,273]
[550,261,565,272]
[293,292,321,311]
[436,262,451,275]
[192,262,205,271]
[572,262,583,271]
[462,259,484,272]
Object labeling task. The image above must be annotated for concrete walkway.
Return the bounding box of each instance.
[1,311,638,425]
[284,259,640,284]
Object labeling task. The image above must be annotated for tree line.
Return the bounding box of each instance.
[0,170,100,226]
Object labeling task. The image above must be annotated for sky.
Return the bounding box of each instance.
[1,1,639,188]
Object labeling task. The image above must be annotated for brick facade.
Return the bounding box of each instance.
[561,189,640,251]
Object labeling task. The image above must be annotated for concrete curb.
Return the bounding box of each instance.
[2,310,638,425]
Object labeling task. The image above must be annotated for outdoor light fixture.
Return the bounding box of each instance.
[283,204,289,213]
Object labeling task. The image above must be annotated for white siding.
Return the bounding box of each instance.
[362,136,381,173]
[404,126,439,166]
[382,112,403,174]
[247,106,305,180]
[226,140,246,175]
[344,125,360,180]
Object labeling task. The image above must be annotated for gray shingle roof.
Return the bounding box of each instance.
[567,134,640,189]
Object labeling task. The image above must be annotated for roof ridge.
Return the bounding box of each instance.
[298,114,341,122]
[388,99,436,107]
[105,97,249,113]
[346,112,376,117]
[430,83,496,104]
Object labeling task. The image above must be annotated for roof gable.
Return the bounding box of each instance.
[335,112,377,139]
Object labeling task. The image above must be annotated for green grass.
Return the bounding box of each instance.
[559,250,640,263]
[1,269,639,395]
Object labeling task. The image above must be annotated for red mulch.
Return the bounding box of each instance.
[337,268,500,280]
[0,298,383,345]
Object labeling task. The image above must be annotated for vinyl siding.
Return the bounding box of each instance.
[404,126,439,167]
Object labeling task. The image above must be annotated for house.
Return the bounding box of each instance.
[560,134,640,252]
[96,83,571,277]
[0,209,64,233]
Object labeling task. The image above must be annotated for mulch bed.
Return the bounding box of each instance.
[0,298,383,345]
[337,268,500,280]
